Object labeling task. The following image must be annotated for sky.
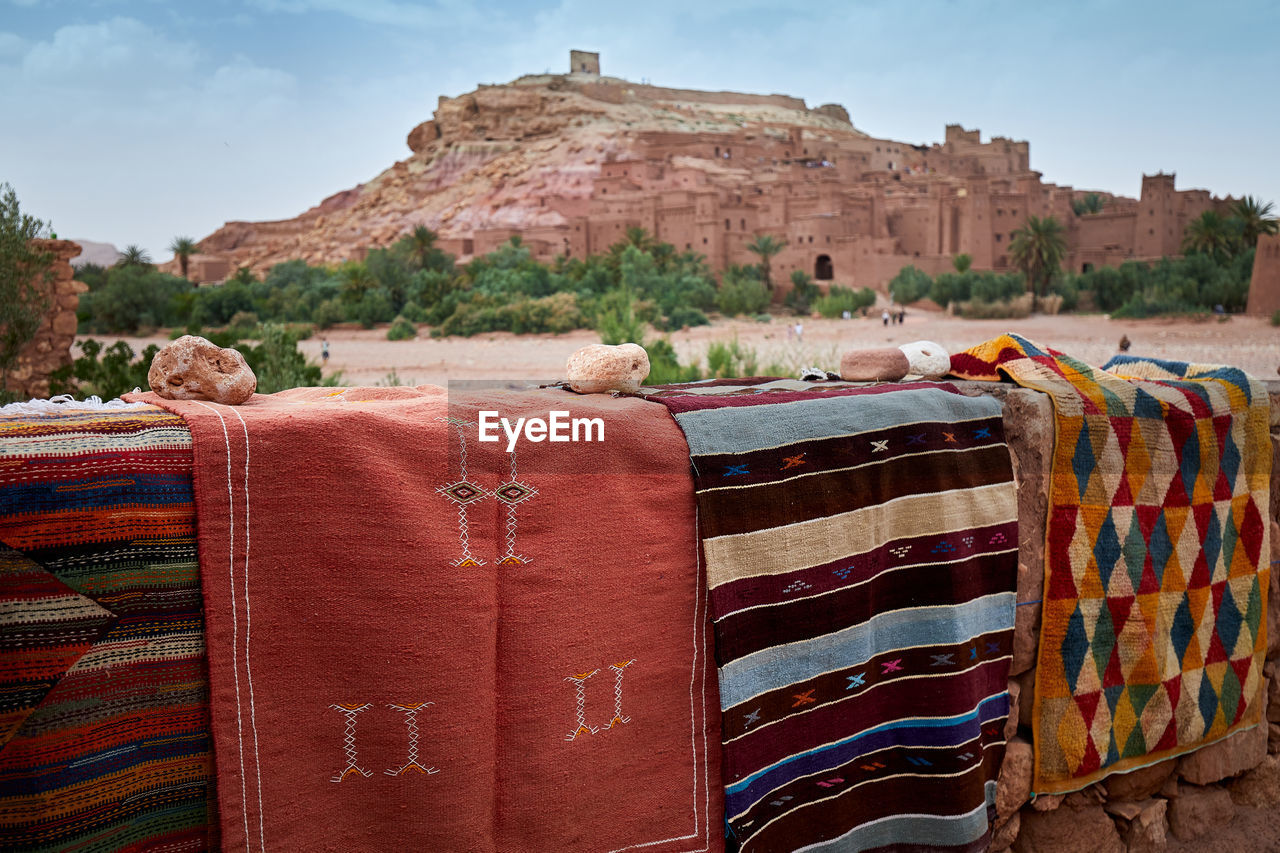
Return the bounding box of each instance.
[2,0,1278,260]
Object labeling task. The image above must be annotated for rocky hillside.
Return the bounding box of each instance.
[194,72,865,273]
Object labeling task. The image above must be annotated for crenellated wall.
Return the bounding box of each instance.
[3,239,84,399]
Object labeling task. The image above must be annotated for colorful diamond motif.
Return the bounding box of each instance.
[493,480,537,505]
[439,480,487,504]
[951,334,1269,794]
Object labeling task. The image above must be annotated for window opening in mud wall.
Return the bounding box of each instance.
[815,254,833,281]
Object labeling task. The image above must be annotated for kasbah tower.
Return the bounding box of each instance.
[193,50,1280,312]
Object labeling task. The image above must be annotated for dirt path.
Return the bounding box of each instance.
[90,312,1279,388]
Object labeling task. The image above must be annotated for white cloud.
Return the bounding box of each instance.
[206,55,297,103]
[21,17,197,86]
[0,31,27,60]
[247,0,485,30]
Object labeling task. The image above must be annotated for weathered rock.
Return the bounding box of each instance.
[996,736,1033,819]
[1005,678,1021,741]
[1178,721,1268,785]
[1269,722,1280,755]
[1030,793,1064,812]
[1063,785,1104,808]
[1104,758,1176,801]
[407,119,439,153]
[839,347,908,382]
[899,340,950,378]
[1166,784,1234,841]
[989,810,1020,852]
[1227,752,1280,807]
[1120,798,1168,853]
[566,343,649,394]
[1159,774,1179,799]
[1014,667,1035,728]
[1269,518,1280,657]
[1103,799,1144,820]
[148,335,257,405]
[811,103,851,124]
[1002,389,1052,675]
[1012,803,1125,853]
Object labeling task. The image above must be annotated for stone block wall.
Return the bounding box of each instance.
[4,239,84,399]
[953,380,1280,852]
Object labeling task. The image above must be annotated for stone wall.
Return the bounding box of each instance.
[4,239,83,399]
[958,380,1280,852]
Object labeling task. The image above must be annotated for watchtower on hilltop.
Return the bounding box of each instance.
[570,50,600,75]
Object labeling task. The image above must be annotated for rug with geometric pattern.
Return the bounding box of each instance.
[951,334,1272,794]
[646,378,1018,851]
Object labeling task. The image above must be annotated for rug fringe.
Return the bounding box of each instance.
[0,392,149,415]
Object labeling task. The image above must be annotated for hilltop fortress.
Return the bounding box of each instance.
[192,52,1236,291]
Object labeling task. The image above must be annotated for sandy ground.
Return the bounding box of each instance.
[91,312,1280,388]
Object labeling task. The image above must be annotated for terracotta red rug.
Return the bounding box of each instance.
[130,386,722,852]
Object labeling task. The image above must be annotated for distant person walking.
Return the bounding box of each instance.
[898,308,906,325]
[321,338,330,365]
[882,309,890,327]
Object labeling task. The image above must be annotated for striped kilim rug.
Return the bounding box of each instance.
[0,406,216,852]
[646,379,1018,852]
[950,335,1272,794]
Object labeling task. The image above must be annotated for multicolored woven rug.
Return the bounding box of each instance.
[0,406,216,852]
[645,379,1018,852]
[951,334,1272,794]
[129,385,722,852]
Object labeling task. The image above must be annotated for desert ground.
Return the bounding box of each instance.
[95,311,1279,389]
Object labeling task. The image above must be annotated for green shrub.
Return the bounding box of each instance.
[49,339,158,400]
[888,265,932,304]
[717,265,771,316]
[785,270,819,315]
[656,306,709,331]
[706,337,759,378]
[1271,310,1280,327]
[387,315,417,340]
[400,300,428,323]
[954,293,1033,319]
[643,338,702,385]
[593,286,646,345]
[228,310,260,336]
[1,184,55,397]
[814,285,877,318]
[78,265,193,333]
[352,289,395,328]
[311,298,346,329]
[244,323,329,393]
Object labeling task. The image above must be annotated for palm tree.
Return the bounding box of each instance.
[746,234,787,291]
[1071,193,1104,216]
[623,226,657,252]
[338,261,375,303]
[407,225,437,269]
[117,245,152,268]
[169,236,197,282]
[1231,196,1278,249]
[1181,211,1241,262]
[230,266,258,286]
[1009,216,1067,299]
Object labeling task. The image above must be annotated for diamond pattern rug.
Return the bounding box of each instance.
[951,334,1272,793]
